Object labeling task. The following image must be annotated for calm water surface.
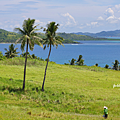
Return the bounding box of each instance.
[1,40,120,67]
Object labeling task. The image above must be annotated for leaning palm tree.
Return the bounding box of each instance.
[4,44,19,58]
[42,22,64,91]
[14,18,43,90]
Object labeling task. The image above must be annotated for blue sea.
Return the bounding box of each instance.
[1,40,120,68]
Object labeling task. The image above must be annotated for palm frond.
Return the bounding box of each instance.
[15,35,25,44]
[35,40,43,48]
[21,40,26,51]
[33,24,39,29]
[30,28,40,35]
[14,28,25,35]
[43,45,46,50]
[4,48,8,51]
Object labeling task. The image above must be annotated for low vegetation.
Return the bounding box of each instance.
[0,57,120,119]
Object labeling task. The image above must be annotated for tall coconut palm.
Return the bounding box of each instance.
[14,18,43,90]
[42,22,64,91]
[4,44,19,58]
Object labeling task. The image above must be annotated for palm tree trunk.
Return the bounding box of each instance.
[42,45,51,91]
[23,39,29,90]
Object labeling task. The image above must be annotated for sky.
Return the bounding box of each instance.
[1,0,120,33]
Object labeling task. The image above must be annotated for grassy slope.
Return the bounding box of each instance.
[0,58,120,120]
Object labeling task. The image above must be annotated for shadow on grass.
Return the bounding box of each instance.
[1,85,41,94]
[1,86,23,93]
[0,77,42,95]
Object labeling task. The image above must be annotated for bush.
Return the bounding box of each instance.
[105,64,109,69]
[0,51,6,60]
[95,63,98,67]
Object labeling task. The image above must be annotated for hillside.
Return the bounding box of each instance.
[0,57,120,119]
[0,29,107,44]
[0,29,21,43]
[75,30,120,37]
[57,33,100,40]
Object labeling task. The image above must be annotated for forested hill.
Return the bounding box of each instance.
[0,28,107,43]
[57,33,105,40]
[0,29,21,43]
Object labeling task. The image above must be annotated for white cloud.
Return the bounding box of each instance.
[34,19,46,27]
[10,25,14,29]
[91,22,98,26]
[97,16,104,20]
[79,21,98,30]
[115,4,120,9]
[22,16,28,19]
[106,15,115,21]
[62,13,77,25]
[15,24,20,27]
[105,8,114,16]
[106,15,118,23]
[86,23,91,26]
[9,24,21,30]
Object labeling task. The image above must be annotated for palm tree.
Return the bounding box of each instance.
[4,44,19,58]
[42,22,64,91]
[69,58,76,65]
[77,55,83,62]
[113,60,119,70]
[14,18,43,90]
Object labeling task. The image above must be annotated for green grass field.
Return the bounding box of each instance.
[0,57,120,120]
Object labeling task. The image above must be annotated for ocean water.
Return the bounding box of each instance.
[1,40,120,67]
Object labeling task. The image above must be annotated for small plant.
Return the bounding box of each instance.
[69,58,76,65]
[0,51,6,60]
[95,63,98,67]
[105,64,109,69]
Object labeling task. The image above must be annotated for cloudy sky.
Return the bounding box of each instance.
[1,0,120,33]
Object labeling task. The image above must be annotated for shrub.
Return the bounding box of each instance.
[0,51,6,60]
[105,64,109,69]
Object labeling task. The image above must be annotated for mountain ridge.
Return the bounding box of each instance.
[73,30,120,37]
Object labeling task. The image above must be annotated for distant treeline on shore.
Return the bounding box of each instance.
[0,28,112,44]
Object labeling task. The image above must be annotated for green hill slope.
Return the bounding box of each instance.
[0,58,120,119]
[0,29,21,43]
[0,29,107,44]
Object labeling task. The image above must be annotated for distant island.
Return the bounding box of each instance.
[73,29,120,38]
[0,29,120,44]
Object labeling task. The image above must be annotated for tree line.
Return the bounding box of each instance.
[66,55,120,70]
